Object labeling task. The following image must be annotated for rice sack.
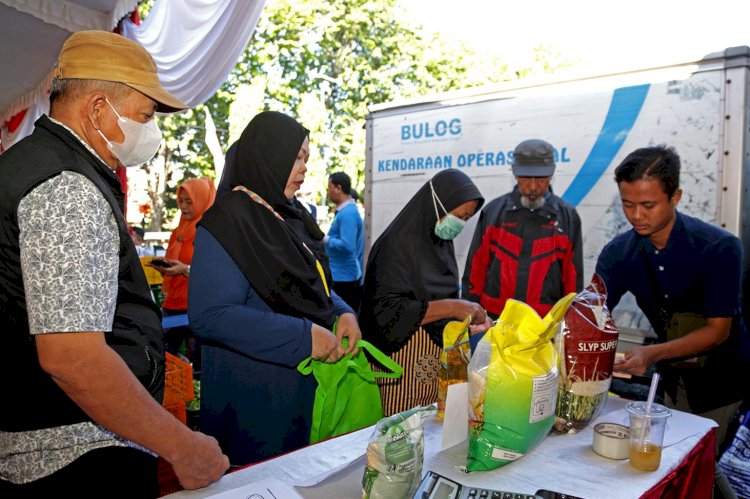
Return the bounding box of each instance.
[554,274,619,433]
[467,294,575,472]
[437,317,472,420]
[362,405,435,499]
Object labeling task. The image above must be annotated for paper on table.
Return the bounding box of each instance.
[201,477,303,498]
[295,454,366,487]
[593,406,718,447]
[441,382,469,450]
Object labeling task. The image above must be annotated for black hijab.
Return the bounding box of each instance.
[199,111,335,328]
[360,169,484,352]
[216,141,237,199]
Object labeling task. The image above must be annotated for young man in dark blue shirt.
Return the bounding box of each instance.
[596,146,748,453]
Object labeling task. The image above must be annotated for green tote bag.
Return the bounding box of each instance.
[298,339,403,444]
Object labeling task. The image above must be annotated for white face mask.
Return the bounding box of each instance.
[97,98,162,167]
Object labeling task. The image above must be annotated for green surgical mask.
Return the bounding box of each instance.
[430,180,466,240]
[435,214,466,240]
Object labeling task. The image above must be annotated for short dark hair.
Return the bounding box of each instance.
[329,172,352,195]
[131,226,145,238]
[614,146,680,198]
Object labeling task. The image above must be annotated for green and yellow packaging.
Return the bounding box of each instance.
[467,294,575,471]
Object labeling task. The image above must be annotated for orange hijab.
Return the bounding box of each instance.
[162,177,216,309]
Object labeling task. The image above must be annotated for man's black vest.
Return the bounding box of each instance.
[0,116,164,432]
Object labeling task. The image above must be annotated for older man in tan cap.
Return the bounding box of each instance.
[0,31,228,497]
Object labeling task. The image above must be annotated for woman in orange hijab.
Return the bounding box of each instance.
[150,177,216,371]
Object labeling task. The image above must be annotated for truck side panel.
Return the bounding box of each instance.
[366,67,730,335]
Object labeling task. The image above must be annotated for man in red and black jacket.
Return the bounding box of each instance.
[461,139,583,318]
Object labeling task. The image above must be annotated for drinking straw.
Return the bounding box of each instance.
[639,372,660,446]
[645,372,660,413]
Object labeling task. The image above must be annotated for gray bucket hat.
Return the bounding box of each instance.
[511,139,556,177]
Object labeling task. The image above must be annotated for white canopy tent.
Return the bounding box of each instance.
[0,0,265,150]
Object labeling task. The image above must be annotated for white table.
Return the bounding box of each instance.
[164,397,716,499]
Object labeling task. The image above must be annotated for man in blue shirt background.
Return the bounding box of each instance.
[350,188,366,286]
[325,172,364,311]
[596,146,749,456]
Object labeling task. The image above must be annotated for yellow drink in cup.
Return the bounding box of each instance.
[625,401,671,472]
[629,441,662,471]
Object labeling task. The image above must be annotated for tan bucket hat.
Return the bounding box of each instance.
[52,30,187,113]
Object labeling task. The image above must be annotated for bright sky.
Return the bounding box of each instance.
[401,0,750,74]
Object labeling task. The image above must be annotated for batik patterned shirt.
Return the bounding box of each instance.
[0,119,150,485]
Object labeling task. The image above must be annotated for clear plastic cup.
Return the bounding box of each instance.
[626,401,672,471]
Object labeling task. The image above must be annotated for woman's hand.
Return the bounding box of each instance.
[335,312,362,356]
[469,317,493,334]
[452,299,487,326]
[422,299,488,326]
[148,258,188,276]
[311,324,345,363]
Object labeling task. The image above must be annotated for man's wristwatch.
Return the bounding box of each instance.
[183,265,191,277]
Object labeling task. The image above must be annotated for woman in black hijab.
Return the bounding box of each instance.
[359,169,489,415]
[188,111,361,466]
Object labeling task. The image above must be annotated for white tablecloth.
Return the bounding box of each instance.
[164,397,716,499]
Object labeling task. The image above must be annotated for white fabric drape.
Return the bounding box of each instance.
[0,0,138,126]
[121,0,265,108]
[3,100,50,148]
[1,0,265,150]
[2,0,139,32]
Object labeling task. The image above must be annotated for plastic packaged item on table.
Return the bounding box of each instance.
[554,274,619,433]
[437,317,472,420]
[361,405,436,499]
[467,294,575,472]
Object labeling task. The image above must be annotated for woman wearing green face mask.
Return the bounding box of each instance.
[359,169,489,416]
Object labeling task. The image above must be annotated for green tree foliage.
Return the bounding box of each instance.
[151,0,566,225]
[138,96,230,230]
[226,0,513,202]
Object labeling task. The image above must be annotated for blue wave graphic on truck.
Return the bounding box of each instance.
[561,84,650,206]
